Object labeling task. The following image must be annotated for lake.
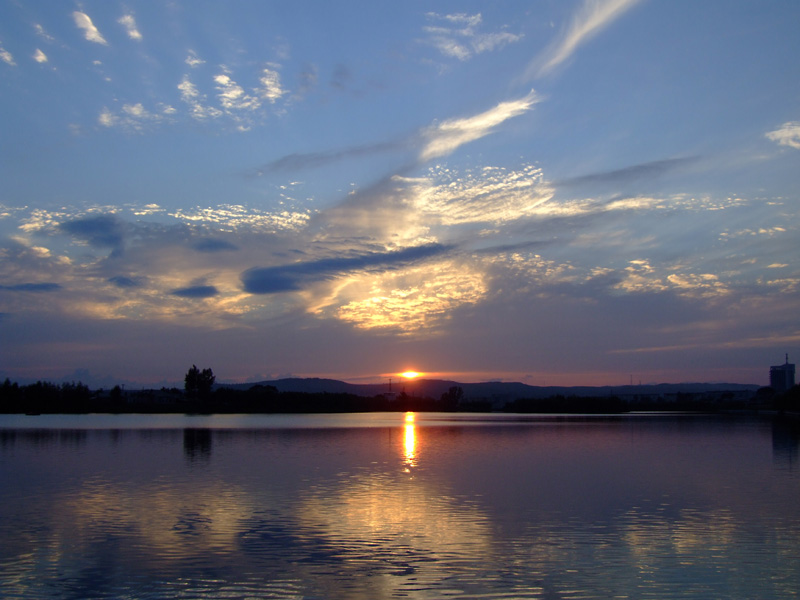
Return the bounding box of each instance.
[1,412,798,599]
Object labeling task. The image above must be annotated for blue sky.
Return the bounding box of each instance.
[1,0,798,388]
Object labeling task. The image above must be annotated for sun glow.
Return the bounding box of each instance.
[401,371,422,379]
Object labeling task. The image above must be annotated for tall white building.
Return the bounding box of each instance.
[770,354,796,393]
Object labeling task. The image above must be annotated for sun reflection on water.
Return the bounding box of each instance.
[403,412,416,470]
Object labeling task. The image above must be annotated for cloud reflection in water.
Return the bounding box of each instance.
[1,417,799,599]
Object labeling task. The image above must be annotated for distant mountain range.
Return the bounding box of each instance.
[221,378,760,402]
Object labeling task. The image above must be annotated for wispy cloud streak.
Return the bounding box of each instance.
[254,141,407,175]
[555,157,698,189]
[419,90,539,161]
[522,0,641,80]
[255,90,538,175]
[0,282,62,292]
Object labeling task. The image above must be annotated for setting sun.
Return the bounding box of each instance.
[400,371,422,379]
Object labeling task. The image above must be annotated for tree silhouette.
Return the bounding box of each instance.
[440,385,464,408]
[184,365,215,399]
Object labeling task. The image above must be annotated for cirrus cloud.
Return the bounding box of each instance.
[420,90,539,162]
[521,0,641,80]
[422,12,523,62]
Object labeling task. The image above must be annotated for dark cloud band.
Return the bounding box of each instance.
[555,157,698,189]
[242,243,452,294]
[171,285,219,298]
[60,215,125,249]
[252,140,408,175]
[0,282,62,292]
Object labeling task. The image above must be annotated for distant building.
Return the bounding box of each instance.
[770,354,796,393]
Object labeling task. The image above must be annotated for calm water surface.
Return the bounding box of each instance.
[1,412,799,599]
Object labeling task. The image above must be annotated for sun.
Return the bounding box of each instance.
[400,371,422,379]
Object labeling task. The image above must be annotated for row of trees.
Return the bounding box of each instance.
[1,379,91,413]
[0,365,216,413]
[0,372,474,414]
[2,366,799,414]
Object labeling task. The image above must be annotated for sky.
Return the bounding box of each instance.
[1,0,798,389]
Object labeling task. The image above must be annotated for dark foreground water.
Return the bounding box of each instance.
[1,412,799,599]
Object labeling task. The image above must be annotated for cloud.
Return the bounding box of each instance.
[295,64,319,99]
[432,12,483,27]
[472,31,525,54]
[1,160,796,382]
[308,174,431,249]
[2,203,322,329]
[665,273,729,299]
[241,244,452,294]
[259,66,285,102]
[178,75,222,120]
[0,42,15,66]
[118,14,142,41]
[72,11,108,45]
[34,24,54,42]
[0,282,62,292]
[333,259,487,332]
[255,140,407,175]
[522,0,641,80]
[185,50,205,67]
[765,121,800,150]
[555,157,698,189]
[108,276,141,288]
[99,103,174,132]
[410,164,554,226]
[170,204,310,233]
[33,49,48,63]
[609,259,733,300]
[423,12,523,61]
[171,285,219,299]
[193,239,239,253]
[419,90,539,161]
[215,72,260,113]
[331,64,352,90]
[172,65,285,129]
[59,214,124,250]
